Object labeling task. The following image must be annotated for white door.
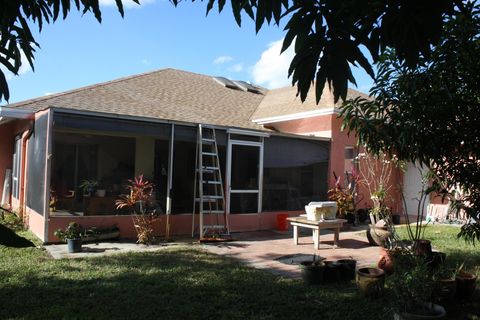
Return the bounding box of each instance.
[403,162,429,216]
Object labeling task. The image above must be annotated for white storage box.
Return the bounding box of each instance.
[305,201,338,221]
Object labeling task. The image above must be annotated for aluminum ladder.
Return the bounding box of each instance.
[192,124,229,239]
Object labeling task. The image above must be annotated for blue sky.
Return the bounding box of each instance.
[4,0,373,104]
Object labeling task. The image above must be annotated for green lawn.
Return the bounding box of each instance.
[0,213,478,319]
[396,224,480,277]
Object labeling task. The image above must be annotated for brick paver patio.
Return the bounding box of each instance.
[201,226,381,278]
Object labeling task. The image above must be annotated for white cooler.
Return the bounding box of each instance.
[304,201,338,221]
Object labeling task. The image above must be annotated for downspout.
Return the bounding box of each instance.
[19,121,34,221]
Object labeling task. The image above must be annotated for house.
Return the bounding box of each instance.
[0,68,412,243]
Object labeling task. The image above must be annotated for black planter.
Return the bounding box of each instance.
[299,261,325,285]
[323,261,341,282]
[346,212,355,224]
[392,214,401,225]
[337,259,357,281]
[67,238,82,253]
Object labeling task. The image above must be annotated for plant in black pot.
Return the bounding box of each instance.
[54,222,84,253]
[299,255,326,285]
[390,249,446,320]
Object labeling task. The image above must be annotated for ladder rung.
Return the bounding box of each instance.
[205,210,225,214]
[202,152,217,156]
[204,166,220,171]
[195,197,222,202]
[202,138,215,143]
[203,195,223,200]
[204,181,221,185]
[203,225,226,229]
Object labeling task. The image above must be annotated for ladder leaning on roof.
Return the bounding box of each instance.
[191,124,229,239]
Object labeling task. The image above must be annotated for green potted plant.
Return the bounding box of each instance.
[54,222,84,253]
[79,179,98,197]
[390,249,446,320]
[433,266,457,303]
[455,263,477,300]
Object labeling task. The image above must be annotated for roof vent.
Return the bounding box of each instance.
[213,77,263,94]
[232,80,262,94]
[213,76,240,90]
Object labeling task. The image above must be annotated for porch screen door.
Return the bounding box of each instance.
[227,141,263,214]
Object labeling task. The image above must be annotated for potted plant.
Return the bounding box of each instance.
[356,267,385,298]
[328,170,362,223]
[116,175,160,244]
[299,254,326,285]
[54,222,84,253]
[455,263,477,300]
[433,266,457,303]
[79,179,98,197]
[390,249,446,320]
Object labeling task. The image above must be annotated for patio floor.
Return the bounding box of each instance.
[45,224,381,279]
[201,225,380,278]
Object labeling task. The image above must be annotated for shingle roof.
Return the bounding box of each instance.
[6,68,268,130]
[251,83,370,121]
[5,68,368,129]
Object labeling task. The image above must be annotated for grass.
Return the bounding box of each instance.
[0,210,478,319]
[0,212,390,320]
[395,224,480,277]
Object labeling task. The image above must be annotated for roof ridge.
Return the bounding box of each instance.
[5,68,172,108]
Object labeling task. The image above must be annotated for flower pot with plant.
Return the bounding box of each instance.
[433,266,457,303]
[79,179,98,197]
[54,222,84,253]
[390,249,446,320]
[356,267,385,298]
[299,255,326,285]
[116,175,160,245]
[455,263,477,300]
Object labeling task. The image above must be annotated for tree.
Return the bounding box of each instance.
[0,0,465,103]
[341,2,480,243]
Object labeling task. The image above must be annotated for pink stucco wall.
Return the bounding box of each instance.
[47,211,302,243]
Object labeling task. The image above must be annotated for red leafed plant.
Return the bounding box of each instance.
[116,175,159,244]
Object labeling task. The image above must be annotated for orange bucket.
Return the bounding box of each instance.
[276,214,289,231]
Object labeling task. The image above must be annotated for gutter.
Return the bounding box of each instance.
[0,106,34,124]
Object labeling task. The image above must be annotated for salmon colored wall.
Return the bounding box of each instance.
[27,207,46,241]
[47,211,303,243]
[268,114,333,134]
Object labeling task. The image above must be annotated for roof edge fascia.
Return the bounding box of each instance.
[252,107,340,125]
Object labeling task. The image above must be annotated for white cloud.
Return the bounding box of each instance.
[213,55,234,65]
[99,0,155,9]
[0,51,32,80]
[44,92,55,96]
[251,39,295,89]
[227,63,244,73]
[141,59,151,65]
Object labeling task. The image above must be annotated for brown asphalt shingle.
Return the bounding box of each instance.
[251,83,370,121]
[6,68,368,128]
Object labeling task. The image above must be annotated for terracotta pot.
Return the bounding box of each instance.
[455,270,477,300]
[356,267,385,298]
[393,303,446,320]
[377,247,394,274]
[368,225,391,247]
[436,278,456,302]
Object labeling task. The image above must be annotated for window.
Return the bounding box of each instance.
[12,136,22,199]
[262,136,329,211]
[344,147,358,173]
[51,132,136,215]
